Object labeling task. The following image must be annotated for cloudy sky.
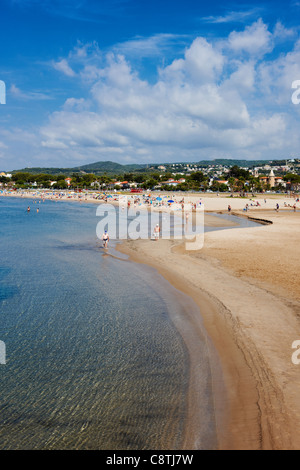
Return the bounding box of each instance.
[1,0,300,170]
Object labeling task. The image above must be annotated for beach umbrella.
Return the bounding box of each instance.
[168,200,174,203]
[156,197,162,201]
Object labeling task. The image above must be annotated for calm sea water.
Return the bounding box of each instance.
[0,197,217,450]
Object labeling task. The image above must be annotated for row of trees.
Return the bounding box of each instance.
[4,170,208,190]
[2,166,299,192]
[4,172,106,189]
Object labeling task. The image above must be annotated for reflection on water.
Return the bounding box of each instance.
[0,198,216,450]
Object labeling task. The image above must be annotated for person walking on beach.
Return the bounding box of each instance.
[228,205,232,214]
[153,224,160,241]
[276,203,279,212]
[102,230,109,249]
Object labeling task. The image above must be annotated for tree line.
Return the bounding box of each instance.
[1,165,299,192]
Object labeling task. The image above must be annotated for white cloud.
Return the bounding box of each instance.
[222,60,256,93]
[227,19,273,56]
[258,39,300,105]
[273,21,297,40]
[184,38,225,83]
[52,58,76,77]
[160,37,224,85]
[63,97,90,111]
[202,8,261,24]
[10,84,52,100]
[113,33,188,58]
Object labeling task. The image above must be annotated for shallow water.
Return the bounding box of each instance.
[208,212,262,230]
[0,197,217,450]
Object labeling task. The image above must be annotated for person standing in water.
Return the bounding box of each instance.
[102,230,109,248]
[27,206,30,213]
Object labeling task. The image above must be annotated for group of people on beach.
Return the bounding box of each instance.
[284,202,297,211]
[228,199,299,214]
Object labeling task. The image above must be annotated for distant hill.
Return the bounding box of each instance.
[12,161,148,176]
[196,159,272,167]
[72,161,147,173]
[160,159,273,168]
[11,166,74,176]
[11,158,292,176]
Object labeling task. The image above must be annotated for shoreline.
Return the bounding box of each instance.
[116,239,260,450]
[2,193,300,449]
[116,209,300,449]
[115,242,231,450]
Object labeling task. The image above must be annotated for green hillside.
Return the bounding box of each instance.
[11,158,294,176]
[12,161,148,176]
[73,161,146,173]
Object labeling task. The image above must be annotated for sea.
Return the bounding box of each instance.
[0,196,222,450]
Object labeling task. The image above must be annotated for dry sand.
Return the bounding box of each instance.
[117,201,300,450]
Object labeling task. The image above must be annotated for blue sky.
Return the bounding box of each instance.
[1,0,300,170]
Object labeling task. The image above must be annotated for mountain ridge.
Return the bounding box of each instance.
[9,158,292,175]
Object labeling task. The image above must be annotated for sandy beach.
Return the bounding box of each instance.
[115,197,300,450]
[2,190,300,449]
